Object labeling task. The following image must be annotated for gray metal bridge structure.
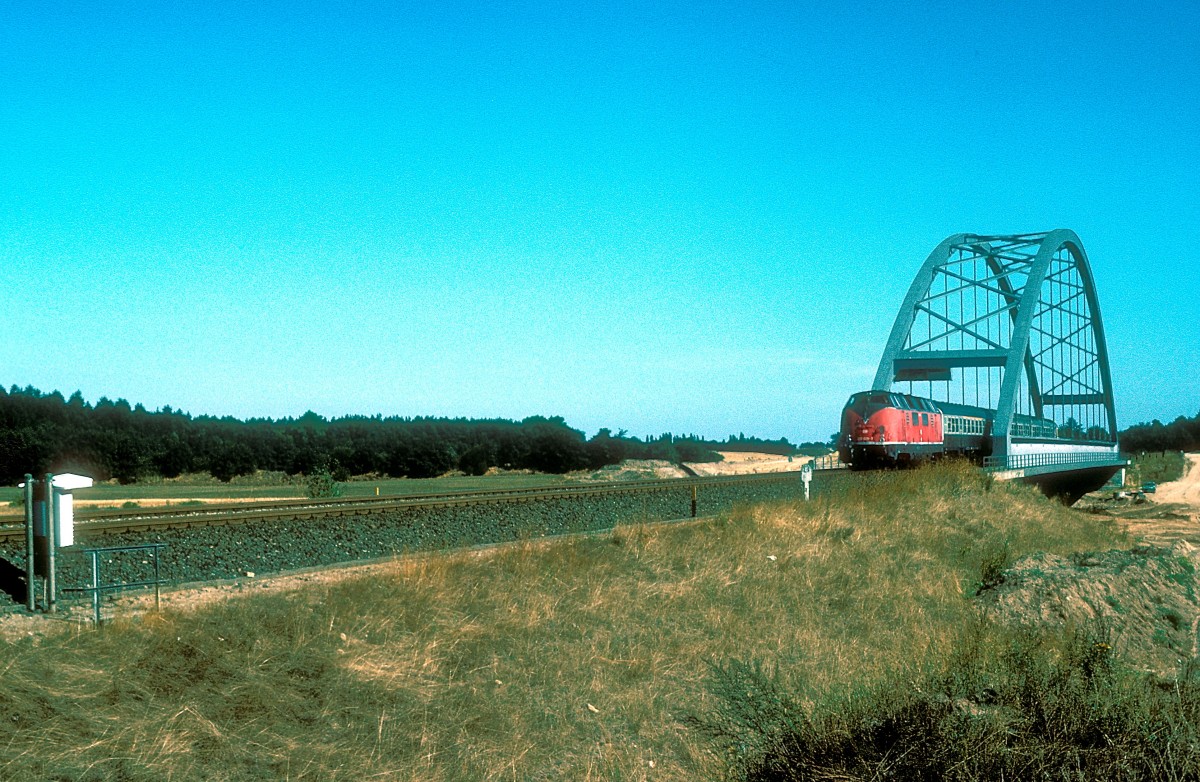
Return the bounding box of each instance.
[872,230,1126,500]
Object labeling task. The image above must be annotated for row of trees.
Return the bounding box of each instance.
[1120,412,1200,454]
[719,432,831,456]
[0,386,812,485]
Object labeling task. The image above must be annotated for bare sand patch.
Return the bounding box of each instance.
[1154,453,1200,509]
[73,497,299,508]
[683,451,811,477]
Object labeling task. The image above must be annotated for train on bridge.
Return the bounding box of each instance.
[837,390,1058,470]
[835,230,1126,499]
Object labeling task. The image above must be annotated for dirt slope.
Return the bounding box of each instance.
[980,455,1200,674]
[978,544,1200,674]
[1115,454,1200,547]
[1155,453,1200,507]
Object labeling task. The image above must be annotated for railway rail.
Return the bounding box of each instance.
[0,471,811,544]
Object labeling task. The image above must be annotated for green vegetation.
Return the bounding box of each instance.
[0,386,803,487]
[0,385,650,484]
[703,433,823,456]
[695,624,1200,781]
[1122,410,1200,454]
[1130,450,1187,485]
[305,468,342,499]
[0,463,1146,780]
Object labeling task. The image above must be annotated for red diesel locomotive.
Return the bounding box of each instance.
[837,391,975,469]
[838,390,1059,469]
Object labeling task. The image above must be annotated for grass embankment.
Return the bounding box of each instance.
[1131,450,1188,485]
[0,463,1151,780]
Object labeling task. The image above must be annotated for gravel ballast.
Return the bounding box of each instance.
[2,477,814,595]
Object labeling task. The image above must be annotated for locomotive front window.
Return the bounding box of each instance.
[912,412,919,426]
[921,413,929,426]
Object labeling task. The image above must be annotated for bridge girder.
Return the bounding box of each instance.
[872,230,1118,458]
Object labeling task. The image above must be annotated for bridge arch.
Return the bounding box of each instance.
[872,230,1118,459]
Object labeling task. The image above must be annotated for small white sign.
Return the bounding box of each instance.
[55,494,74,547]
[52,473,94,491]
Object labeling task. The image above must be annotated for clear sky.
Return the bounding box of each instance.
[2,1,1197,443]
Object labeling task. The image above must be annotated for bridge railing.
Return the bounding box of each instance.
[983,452,1128,472]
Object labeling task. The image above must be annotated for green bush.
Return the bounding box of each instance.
[305,469,342,499]
[694,624,1200,781]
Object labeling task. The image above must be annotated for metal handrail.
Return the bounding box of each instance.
[983,452,1127,471]
[62,543,167,625]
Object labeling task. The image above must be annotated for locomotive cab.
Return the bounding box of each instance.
[838,391,901,466]
[839,390,944,469]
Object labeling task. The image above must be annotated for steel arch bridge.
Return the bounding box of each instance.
[872,230,1120,465]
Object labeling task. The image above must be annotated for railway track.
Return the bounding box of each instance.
[0,471,809,543]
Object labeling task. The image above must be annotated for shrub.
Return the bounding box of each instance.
[305,469,342,499]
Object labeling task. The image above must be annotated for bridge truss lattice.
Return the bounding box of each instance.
[871,230,1118,458]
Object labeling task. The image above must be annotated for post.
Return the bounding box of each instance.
[91,550,101,625]
[154,546,161,612]
[45,473,56,614]
[690,485,698,518]
[23,475,34,612]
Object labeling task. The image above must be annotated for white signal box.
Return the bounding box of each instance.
[51,473,93,547]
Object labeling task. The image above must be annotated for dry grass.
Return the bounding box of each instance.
[0,463,1127,780]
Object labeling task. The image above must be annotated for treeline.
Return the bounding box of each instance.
[0,386,743,485]
[1120,411,1200,454]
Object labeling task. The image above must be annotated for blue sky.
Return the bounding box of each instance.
[2,1,1197,443]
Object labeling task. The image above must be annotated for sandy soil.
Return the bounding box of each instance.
[580,459,690,481]
[1153,454,1200,508]
[683,451,812,476]
[579,452,813,482]
[73,497,299,508]
[1114,454,1200,547]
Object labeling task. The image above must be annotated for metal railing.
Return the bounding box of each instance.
[62,543,167,625]
[810,453,848,471]
[983,452,1127,471]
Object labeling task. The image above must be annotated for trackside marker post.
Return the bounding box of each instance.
[801,462,813,501]
[45,473,56,613]
[17,472,93,613]
[23,474,34,612]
